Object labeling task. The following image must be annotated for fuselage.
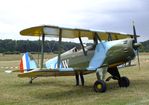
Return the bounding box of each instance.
[45,38,136,70]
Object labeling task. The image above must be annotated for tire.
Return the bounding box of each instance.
[118,76,130,87]
[93,80,107,92]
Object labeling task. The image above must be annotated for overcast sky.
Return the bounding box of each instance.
[0,0,148,41]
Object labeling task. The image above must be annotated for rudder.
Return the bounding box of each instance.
[19,52,38,73]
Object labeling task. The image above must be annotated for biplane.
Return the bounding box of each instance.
[6,24,141,92]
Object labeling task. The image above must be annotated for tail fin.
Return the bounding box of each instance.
[19,52,38,73]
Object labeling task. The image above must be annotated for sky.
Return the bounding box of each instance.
[0,0,148,42]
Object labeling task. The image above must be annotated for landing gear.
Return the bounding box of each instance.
[29,77,37,84]
[93,67,130,93]
[94,67,107,93]
[93,80,106,92]
[118,76,130,87]
[75,72,84,86]
[80,73,84,86]
[107,67,130,88]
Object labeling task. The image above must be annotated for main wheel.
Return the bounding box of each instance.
[118,76,130,87]
[93,80,107,92]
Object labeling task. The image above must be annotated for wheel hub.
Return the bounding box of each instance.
[97,84,102,89]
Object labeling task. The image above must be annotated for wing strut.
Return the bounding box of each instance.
[95,32,101,42]
[95,32,106,49]
[40,33,45,69]
[58,29,62,68]
[108,33,112,41]
[38,36,40,65]
[79,36,87,56]
[93,32,98,45]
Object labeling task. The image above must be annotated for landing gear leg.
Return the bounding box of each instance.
[80,72,84,86]
[75,73,79,86]
[93,68,107,92]
[107,67,121,80]
[75,72,84,86]
[29,77,37,84]
[107,67,130,87]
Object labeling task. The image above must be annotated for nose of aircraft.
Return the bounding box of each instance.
[133,42,142,49]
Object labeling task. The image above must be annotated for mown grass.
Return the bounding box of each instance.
[0,53,149,105]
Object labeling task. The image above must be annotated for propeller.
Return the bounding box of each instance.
[133,21,137,43]
[132,21,141,70]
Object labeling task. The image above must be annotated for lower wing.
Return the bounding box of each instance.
[18,68,96,78]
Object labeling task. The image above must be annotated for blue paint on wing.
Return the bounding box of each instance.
[88,41,112,69]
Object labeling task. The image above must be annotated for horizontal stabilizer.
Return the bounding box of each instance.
[5,70,20,73]
[5,70,12,73]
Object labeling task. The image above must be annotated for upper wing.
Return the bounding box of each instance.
[18,68,96,78]
[20,25,139,40]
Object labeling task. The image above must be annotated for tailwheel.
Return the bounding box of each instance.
[29,77,37,84]
[29,80,32,84]
[93,80,107,92]
[118,76,130,87]
[29,78,33,84]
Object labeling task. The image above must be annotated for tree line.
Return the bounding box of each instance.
[0,39,149,54]
[139,40,149,52]
[0,39,80,54]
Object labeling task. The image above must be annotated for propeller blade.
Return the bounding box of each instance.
[136,50,141,70]
[132,21,141,70]
[133,21,137,43]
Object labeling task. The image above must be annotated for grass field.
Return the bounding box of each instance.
[0,53,149,105]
